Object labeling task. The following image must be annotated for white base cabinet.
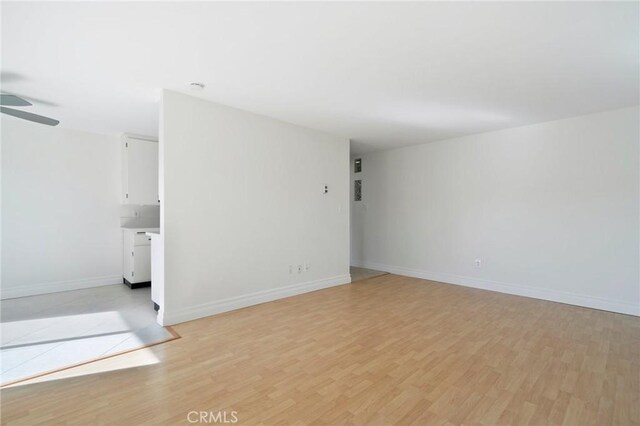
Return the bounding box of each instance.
[122,228,157,287]
[147,232,164,312]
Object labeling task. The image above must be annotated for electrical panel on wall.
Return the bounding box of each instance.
[354,180,362,201]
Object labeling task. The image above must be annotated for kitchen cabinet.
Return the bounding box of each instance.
[122,134,159,205]
[122,228,157,288]
[147,231,164,312]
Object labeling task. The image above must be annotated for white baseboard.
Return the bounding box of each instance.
[160,274,352,326]
[357,261,640,317]
[0,275,123,300]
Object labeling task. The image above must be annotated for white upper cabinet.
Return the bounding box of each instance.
[122,134,159,205]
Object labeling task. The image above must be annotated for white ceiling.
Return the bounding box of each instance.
[2,2,638,153]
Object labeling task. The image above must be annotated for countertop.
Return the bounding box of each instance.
[121,227,160,233]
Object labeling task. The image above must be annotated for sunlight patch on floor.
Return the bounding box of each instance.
[3,347,160,388]
[0,286,174,386]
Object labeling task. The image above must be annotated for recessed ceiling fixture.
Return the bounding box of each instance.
[189,82,205,91]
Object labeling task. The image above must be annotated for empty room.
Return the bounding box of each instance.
[1,1,638,425]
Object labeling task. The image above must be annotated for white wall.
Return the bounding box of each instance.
[159,90,350,325]
[1,118,123,298]
[352,106,640,315]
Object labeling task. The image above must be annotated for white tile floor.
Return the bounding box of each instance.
[0,285,174,385]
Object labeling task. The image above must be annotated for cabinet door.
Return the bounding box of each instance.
[124,137,158,205]
[132,245,152,283]
[123,232,134,280]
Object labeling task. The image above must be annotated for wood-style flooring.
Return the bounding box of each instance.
[2,274,639,425]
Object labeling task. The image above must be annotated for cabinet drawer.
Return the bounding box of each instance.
[134,232,152,246]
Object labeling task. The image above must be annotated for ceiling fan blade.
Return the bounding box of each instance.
[0,94,32,107]
[1,107,59,126]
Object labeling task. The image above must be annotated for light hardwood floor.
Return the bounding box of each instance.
[2,274,639,425]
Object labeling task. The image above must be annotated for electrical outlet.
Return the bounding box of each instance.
[297,264,303,274]
[475,259,482,268]
[304,262,310,272]
[288,265,293,274]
